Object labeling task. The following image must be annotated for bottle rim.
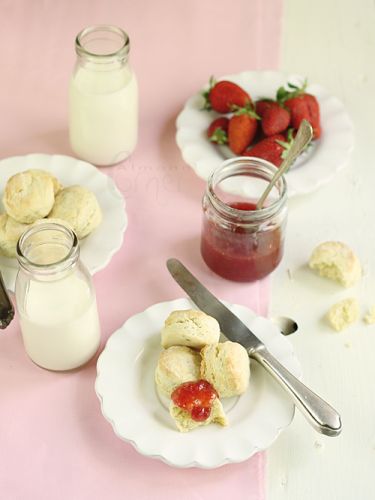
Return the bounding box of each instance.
[75,25,130,61]
[16,222,79,275]
[206,156,288,223]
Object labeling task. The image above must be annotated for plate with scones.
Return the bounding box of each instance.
[95,298,302,468]
[0,153,127,291]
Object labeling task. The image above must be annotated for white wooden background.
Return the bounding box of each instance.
[267,0,375,498]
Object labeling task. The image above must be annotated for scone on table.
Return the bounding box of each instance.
[201,341,250,398]
[161,309,220,349]
[155,345,201,397]
[309,241,361,287]
[3,169,59,224]
[48,185,102,239]
[327,298,360,331]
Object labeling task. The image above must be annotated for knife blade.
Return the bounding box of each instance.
[167,258,342,437]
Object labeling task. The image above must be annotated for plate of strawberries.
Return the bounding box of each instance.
[176,71,354,196]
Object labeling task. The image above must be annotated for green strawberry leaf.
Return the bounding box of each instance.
[231,103,260,120]
[209,128,228,145]
[201,75,217,111]
[276,78,308,103]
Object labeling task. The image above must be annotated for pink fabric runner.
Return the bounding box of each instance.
[0,1,283,498]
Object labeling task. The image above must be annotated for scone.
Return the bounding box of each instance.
[309,241,361,287]
[28,169,62,195]
[201,341,250,398]
[161,309,220,349]
[155,346,201,397]
[0,214,30,257]
[169,398,228,433]
[3,170,56,223]
[327,298,359,331]
[48,186,102,239]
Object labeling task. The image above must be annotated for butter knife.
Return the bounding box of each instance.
[167,258,342,437]
[0,271,14,329]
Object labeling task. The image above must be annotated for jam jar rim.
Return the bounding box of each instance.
[17,222,79,276]
[206,156,287,223]
[75,25,130,62]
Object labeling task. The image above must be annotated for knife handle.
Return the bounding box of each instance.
[252,347,342,436]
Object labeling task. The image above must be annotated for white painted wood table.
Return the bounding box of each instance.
[267,0,375,498]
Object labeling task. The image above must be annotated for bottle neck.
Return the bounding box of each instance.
[17,222,79,281]
[75,25,130,71]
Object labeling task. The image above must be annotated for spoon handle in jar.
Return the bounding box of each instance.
[256,119,313,209]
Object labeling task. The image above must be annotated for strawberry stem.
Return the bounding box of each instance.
[201,76,217,110]
[276,79,308,104]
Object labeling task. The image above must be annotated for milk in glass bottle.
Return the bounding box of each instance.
[15,222,101,371]
[69,25,138,166]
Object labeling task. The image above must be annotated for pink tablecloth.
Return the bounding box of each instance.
[0,1,283,498]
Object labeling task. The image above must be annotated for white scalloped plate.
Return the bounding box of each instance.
[0,154,127,291]
[176,70,354,197]
[95,298,302,469]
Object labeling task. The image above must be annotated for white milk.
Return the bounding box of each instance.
[69,64,138,166]
[19,273,100,371]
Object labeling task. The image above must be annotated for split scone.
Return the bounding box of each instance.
[327,298,360,331]
[155,346,201,397]
[170,398,228,433]
[3,169,58,223]
[309,241,361,287]
[201,341,250,398]
[48,185,102,239]
[161,309,220,349]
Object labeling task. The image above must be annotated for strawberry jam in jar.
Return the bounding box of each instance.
[201,157,287,282]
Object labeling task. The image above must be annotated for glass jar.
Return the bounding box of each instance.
[15,222,101,371]
[201,157,288,282]
[69,25,138,166]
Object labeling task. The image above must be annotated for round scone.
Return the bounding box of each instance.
[0,214,30,257]
[309,241,361,287]
[48,186,102,239]
[155,346,201,397]
[29,169,62,195]
[3,170,55,223]
[161,309,220,349]
[201,341,250,398]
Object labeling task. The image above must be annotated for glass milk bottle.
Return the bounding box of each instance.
[69,25,138,166]
[15,222,101,371]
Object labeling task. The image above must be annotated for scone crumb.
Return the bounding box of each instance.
[364,306,375,325]
[327,298,360,331]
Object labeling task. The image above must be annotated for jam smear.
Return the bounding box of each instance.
[171,380,218,422]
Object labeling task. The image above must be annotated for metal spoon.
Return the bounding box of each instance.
[256,119,314,209]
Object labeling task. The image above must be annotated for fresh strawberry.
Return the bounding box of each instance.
[228,107,258,155]
[303,93,321,138]
[261,104,290,136]
[207,117,229,144]
[255,99,277,117]
[277,80,321,138]
[203,77,251,113]
[243,133,289,167]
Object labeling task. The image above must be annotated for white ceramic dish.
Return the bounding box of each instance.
[95,298,302,469]
[176,70,354,197]
[0,153,127,291]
